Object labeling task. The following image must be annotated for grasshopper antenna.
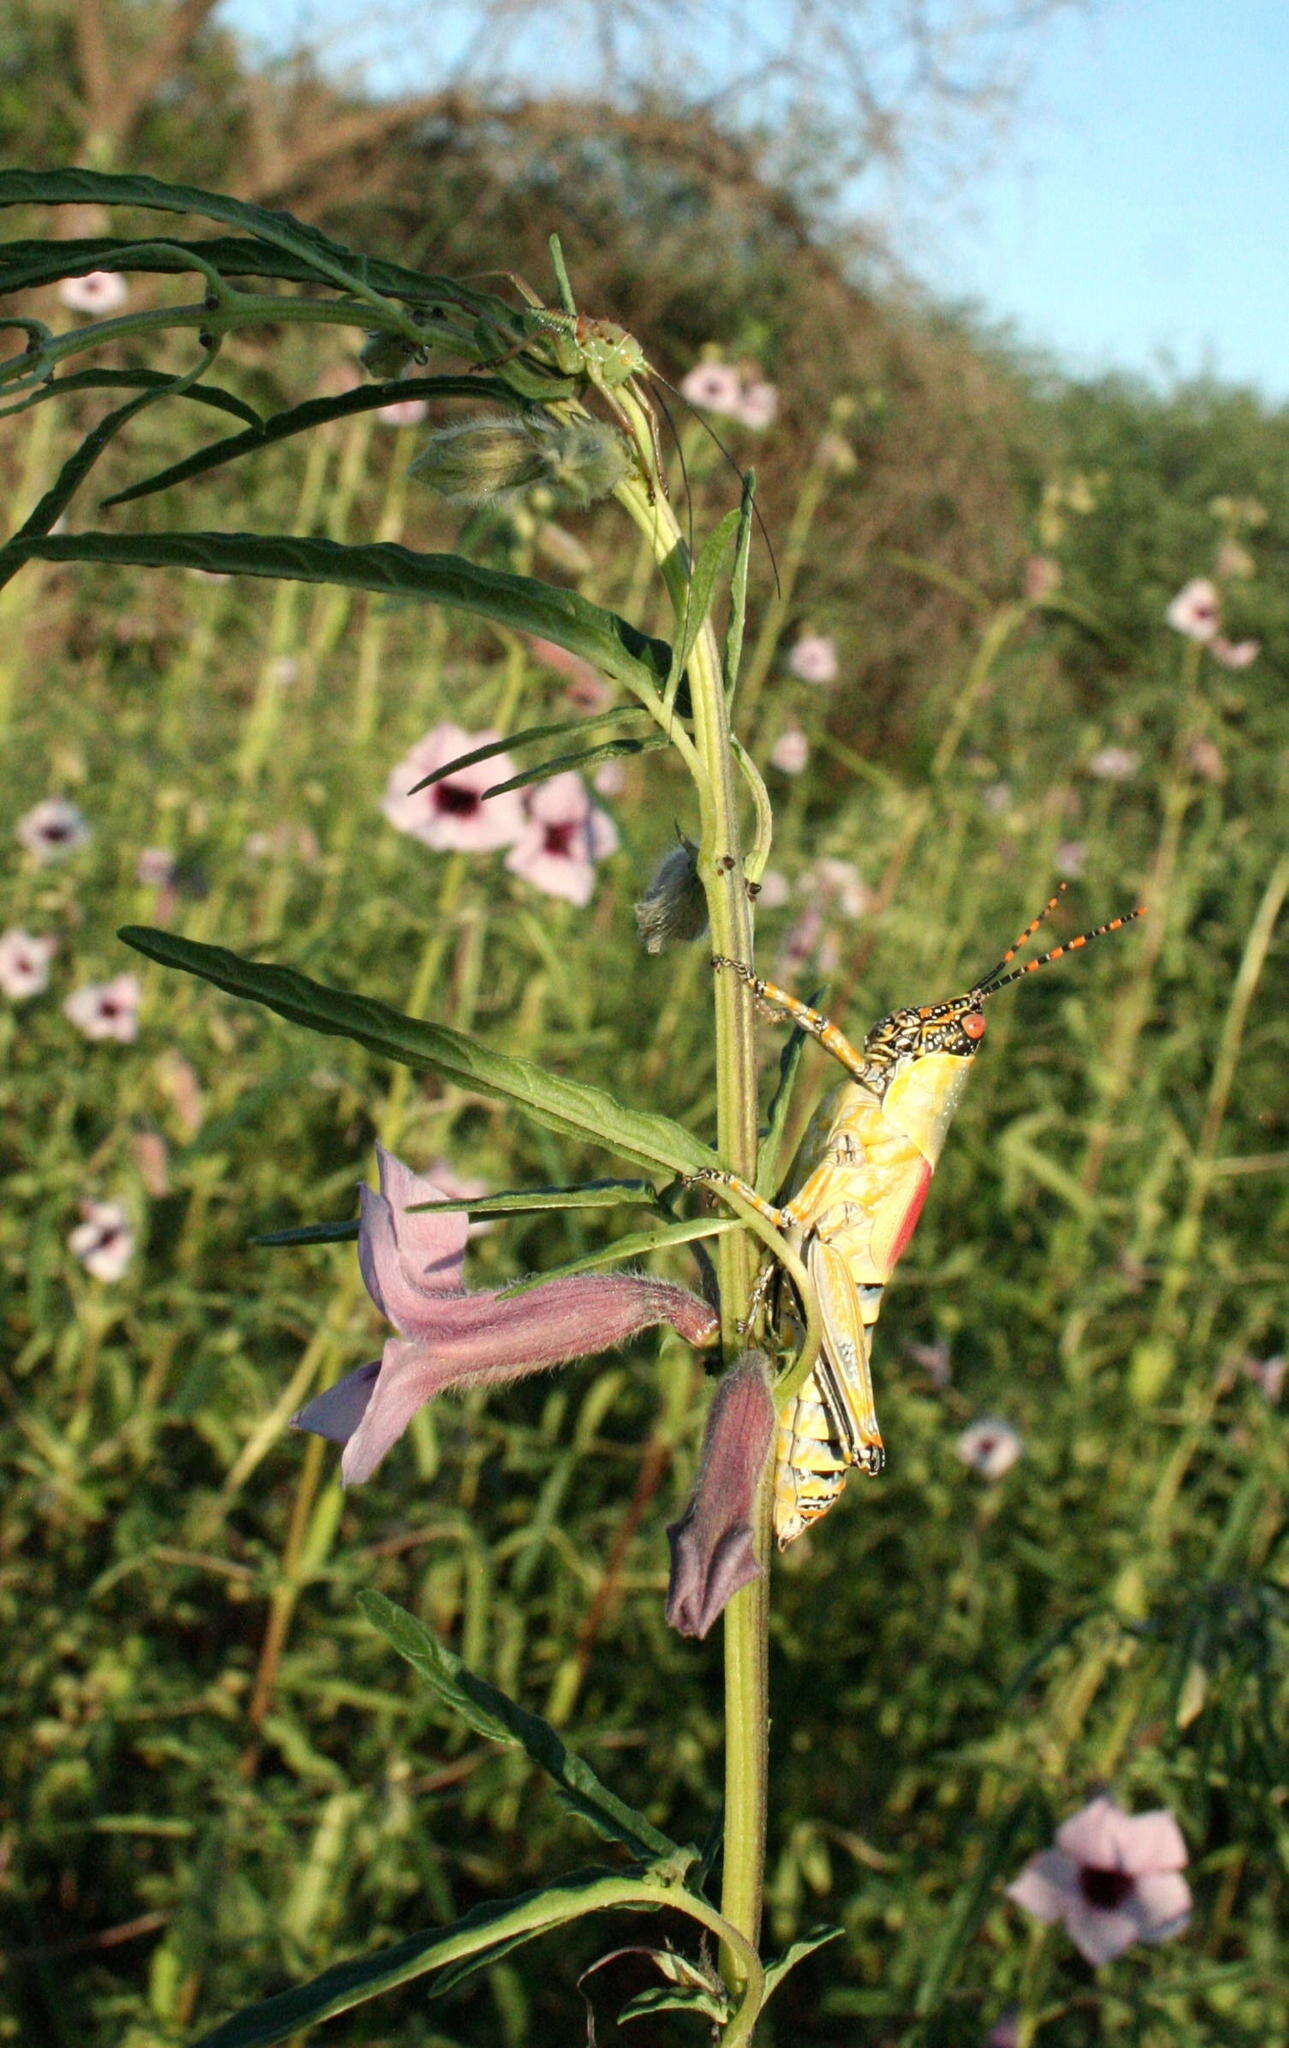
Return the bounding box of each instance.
[648,375,695,568]
[978,898,1146,999]
[547,233,578,318]
[649,368,781,599]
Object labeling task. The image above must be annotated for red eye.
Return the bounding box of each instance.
[963,1011,986,1041]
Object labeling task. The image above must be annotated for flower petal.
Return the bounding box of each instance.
[1005,1850,1079,1925]
[1115,1808,1188,1875]
[337,1274,717,1482]
[357,1165,468,1332]
[1060,1895,1141,1967]
[1125,1870,1192,1944]
[293,1360,381,1444]
[376,1145,469,1290]
[1056,1795,1125,1869]
[666,1352,775,1639]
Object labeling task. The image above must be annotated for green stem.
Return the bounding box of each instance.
[612,399,769,2005]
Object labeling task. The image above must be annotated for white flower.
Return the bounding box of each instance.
[769,726,810,775]
[1087,746,1140,782]
[16,798,90,863]
[381,724,527,853]
[592,758,627,798]
[0,929,57,1000]
[1165,578,1220,641]
[135,848,177,887]
[1209,636,1259,670]
[63,974,140,1043]
[678,362,744,417]
[1006,1796,1191,1966]
[1055,840,1086,879]
[737,380,779,430]
[787,634,838,684]
[810,857,871,921]
[753,869,791,910]
[69,1202,135,1282]
[58,271,129,316]
[505,771,618,907]
[1241,1353,1285,1404]
[377,395,430,427]
[955,1417,1022,1479]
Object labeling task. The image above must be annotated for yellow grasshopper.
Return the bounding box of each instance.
[703,888,1143,1546]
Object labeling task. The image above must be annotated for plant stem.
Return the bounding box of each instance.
[614,409,769,1999]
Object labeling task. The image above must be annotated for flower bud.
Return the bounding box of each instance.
[360,331,418,379]
[634,836,707,954]
[410,413,632,510]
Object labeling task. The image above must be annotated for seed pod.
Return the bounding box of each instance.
[635,836,708,954]
[360,331,418,379]
[410,413,632,509]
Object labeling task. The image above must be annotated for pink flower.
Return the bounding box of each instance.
[905,1337,952,1390]
[955,1417,1022,1478]
[982,781,1013,815]
[678,362,744,417]
[293,1147,717,1484]
[69,1201,134,1281]
[1087,746,1140,782]
[382,724,526,853]
[1209,636,1259,670]
[505,771,618,907]
[0,929,57,1000]
[1006,1796,1191,1965]
[16,797,90,863]
[136,847,177,887]
[593,759,627,798]
[769,725,810,775]
[1185,738,1225,784]
[58,270,129,316]
[1241,1353,1285,1404]
[753,869,790,910]
[1055,840,1086,880]
[423,1160,495,1237]
[987,2015,1020,2048]
[810,856,871,921]
[787,634,838,684]
[737,380,779,431]
[1165,578,1220,641]
[63,974,140,1043]
[1024,555,1061,601]
[377,395,430,427]
[666,1352,775,1638]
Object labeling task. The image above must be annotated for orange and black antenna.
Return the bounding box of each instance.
[975,884,1145,1000]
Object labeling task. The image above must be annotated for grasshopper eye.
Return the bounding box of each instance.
[963,1011,986,1041]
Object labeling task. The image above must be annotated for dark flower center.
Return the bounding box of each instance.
[1079,1864,1134,1911]
[99,1001,120,1018]
[435,783,481,817]
[41,822,72,842]
[542,821,579,859]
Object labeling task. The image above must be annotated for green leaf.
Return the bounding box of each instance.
[191,1870,669,2048]
[762,1925,844,2002]
[482,735,662,798]
[0,366,262,428]
[117,926,713,1176]
[358,1591,681,1863]
[667,506,741,693]
[408,708,646,795]
[100,377,522,508]
[617,1984,730,2024]
[914,1797,1036,2015]
[755,1007,819,1197]
[4,531,673,703]
[254,1179,661,1247]
[496,1216,737,1297]
[0,169,478,309]
[0,233,465,305]
[406,1179,660,1216]
[882,547,990,613]
[723,469,756,691]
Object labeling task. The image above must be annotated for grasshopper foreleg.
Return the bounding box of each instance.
[711,956,871,1083]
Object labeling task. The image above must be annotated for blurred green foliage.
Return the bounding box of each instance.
[1,58,1286,2048]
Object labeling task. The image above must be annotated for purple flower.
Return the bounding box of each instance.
[679,361,744,417]
[1006,1796,1191,1965]
[666,1352,775,1639]
[63,974,140,1043]
[787,634,838,684]
[16,798,90,864]
[505,771,618,907]
[294,1148,717,1485]
[1165,577,1220,641]
[955,1417,1022,1479]
[382,723,526,853]
[69,1201,134,1281]
[58,270,129,315]
[0,929,57,1000]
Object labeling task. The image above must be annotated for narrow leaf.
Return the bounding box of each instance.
[5,532,673,702]
[496,1216,737,1297]
[668,506,740,691]
[0,233,463,305]
[101,377,522,508]
[723,470,756,691]
[406,1180,659,1216]
[358,1591,680,1862]
[0,366,262,428]
[117,926,713,1176]
[251,1220,358,1248]
[408,708,646,795]
[482,735,660,798]
[192,1871,667,2048]
[762,1925,844,2001]
[882,547,989,613]
[915,1797,1037,2015]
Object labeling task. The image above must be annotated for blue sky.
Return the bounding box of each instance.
[224,1,1289,402]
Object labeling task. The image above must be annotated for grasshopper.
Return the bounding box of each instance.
[700,888,1143,1546]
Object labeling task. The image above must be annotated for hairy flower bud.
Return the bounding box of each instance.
[410,414,632,509]
[634,837,708,954]
[360,331,419,379]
